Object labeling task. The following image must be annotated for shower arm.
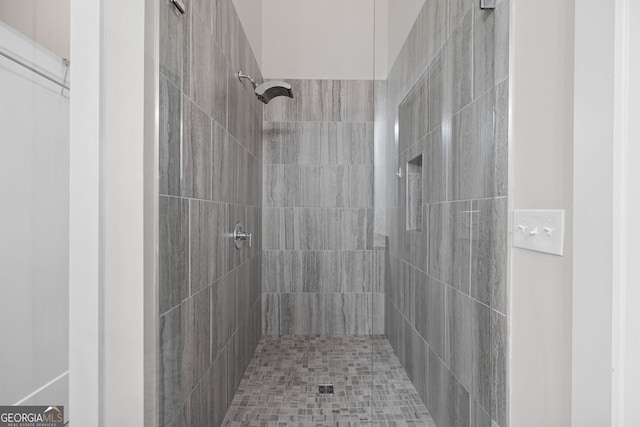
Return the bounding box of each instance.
[237,71,257,89]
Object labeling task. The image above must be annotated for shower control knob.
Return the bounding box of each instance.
[233,223,252,249]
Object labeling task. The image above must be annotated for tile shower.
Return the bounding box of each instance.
[157,0,510,426]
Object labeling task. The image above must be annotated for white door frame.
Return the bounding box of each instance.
[611,0,640,424]
[573,0,640,425]
[69,0,157,425]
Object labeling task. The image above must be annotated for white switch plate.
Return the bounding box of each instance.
[513,209,565,256]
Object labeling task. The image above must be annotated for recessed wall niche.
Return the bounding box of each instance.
[406,154,422,231]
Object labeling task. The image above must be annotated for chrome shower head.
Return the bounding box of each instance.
[238,71,294,104]
[255,81,294,104]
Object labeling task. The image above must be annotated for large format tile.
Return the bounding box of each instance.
[159,305,183,427]
[452,89,499,200]
[189,200,225,292]
[190,0,213,116]
[210,351,228,427]
[447,287,473,390]
[447,10,473,114]
[428,201,472,292]
[182,97,212,200]
[262,293,279,335]
[279,293,323,334]
[492,310,507,427]
[323,293,371,335]
[293,208,324,250]
[341,80,374,122]
[159,196,189,314]
[342,251,373,292]
[160,0,189,90]
[415,272,446,361]
[404,320,428,403]
[211,274,229,357]
[424,126,452,203]
[159,78,182,197]
[471,197,508,312]
[181,289,211,407]
[211,123,237,203]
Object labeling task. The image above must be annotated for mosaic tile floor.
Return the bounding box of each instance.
[222,335,436,426]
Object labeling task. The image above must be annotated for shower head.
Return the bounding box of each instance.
[255,81,294,104]
[238,71,294,104]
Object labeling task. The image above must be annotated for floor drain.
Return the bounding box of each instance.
[319,384,334,394]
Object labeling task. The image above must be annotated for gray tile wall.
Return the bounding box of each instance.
[158,0,263,426]
[262,79,384,335]
[379,0,509,426]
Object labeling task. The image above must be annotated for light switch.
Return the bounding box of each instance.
[513,209,565,256]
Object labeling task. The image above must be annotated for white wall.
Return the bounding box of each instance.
[261,0,378,80]
[0,21,69,420]
[0,0,70,59]
[509,0,575,425]
[233,0,263,67]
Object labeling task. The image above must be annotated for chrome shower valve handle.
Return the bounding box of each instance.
[233,223,252,249]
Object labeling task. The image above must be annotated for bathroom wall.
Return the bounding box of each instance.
[262,79,384,335]
[380,0,509,426]
[158,0,263,425]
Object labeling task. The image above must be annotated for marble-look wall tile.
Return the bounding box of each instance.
[404,319,428,403]
[474,4,496,99]
[210,351,227,427]
[428,347,471,427]
[211,275,229,357]
[424,127,452,204]
[447,287,472,390]
[492,310,507,427]
[452,89,500,201]
[294,208,324,250]
[190,200,225,292]
[321,165,349,207]
[415,272,446,361]
[300,165,323,207]
[182,289,211,406]
[190,0,213,116]
[471,197,508,312]
[160,0,262,425]
[265,164,301,207]
[159,196,189,314]
[348,166,374,208]
[323,293,371,335]
[160,0,189,91]
[279,293,323,334]
[182,98,212,199]
[212,123,237,203]
[342,251,373,292]
[337,123,374,165]
[320,251,342,293]
[159,305,183,427]
[373,293,385,334]
[263,79,377,335]
[160,78,182,197]
[341,80,374,122]
[447,11,473,115]
[262,293,279,335]
[428,201,472,293]
[262,251,294,293]
[210,42,229,127]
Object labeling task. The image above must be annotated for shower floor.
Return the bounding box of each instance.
[222,335,436,426]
